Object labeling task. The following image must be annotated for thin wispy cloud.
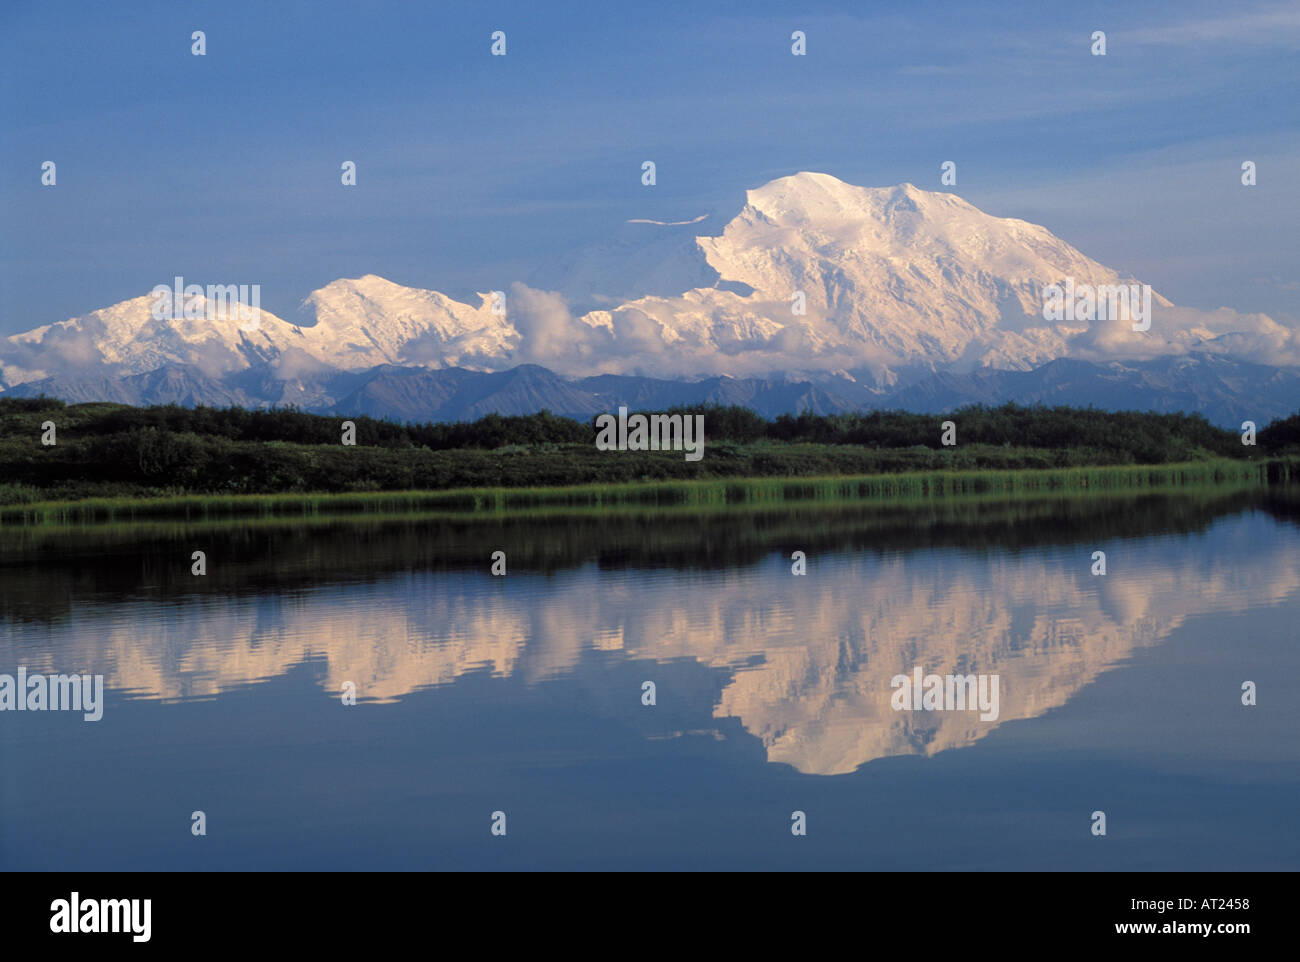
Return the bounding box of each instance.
[1129,4,1300,46]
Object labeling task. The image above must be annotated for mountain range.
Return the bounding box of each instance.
[3,172,1296,427]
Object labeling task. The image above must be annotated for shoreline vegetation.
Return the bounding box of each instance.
[2,396,1298,525]
[3,459,1295,525]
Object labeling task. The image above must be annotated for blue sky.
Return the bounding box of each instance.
[2,0,1297,333]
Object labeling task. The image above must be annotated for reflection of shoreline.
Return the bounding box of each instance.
[5,511,1297,775]
[1,489,1282,628]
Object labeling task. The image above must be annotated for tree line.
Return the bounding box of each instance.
[5,395,1294,451]
[1,396,1295,501]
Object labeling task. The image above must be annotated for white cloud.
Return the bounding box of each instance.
[1129,4,1300,47]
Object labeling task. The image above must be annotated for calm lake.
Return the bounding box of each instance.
[2,487,1298,870]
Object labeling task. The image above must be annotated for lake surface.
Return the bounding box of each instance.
[2,488,1298,870]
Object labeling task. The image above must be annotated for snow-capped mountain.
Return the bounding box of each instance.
[568,173,1294,379]
[0,277,516,388]
[2,172,1296,423]
[294,275,517,371]
[0,293,296,386]
[577,174,1153,376]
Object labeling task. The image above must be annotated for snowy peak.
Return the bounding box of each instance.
[2,292,298,386]
[722,172,1093,274]
[673,172,1188,373]
[744,173,955,226]
[0,274,521,388]
[297,274,518,369]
